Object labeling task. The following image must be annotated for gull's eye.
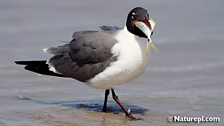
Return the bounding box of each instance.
[131,12,136,19]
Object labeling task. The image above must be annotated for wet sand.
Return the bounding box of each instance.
[0,0,224,126]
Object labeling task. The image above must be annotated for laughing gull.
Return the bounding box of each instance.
[15,7,157,120]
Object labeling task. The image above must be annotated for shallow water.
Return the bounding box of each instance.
[0,0,224,126]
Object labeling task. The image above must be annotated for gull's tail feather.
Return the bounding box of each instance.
[15,60,65,77]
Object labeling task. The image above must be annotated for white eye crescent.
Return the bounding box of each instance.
[131,12,136,19]
[131,15,134,19]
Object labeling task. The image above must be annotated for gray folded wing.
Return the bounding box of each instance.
[100,25,121,35]
[100,25,121,31]
[48,31,118,82]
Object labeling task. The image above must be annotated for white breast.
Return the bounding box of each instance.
[87,27,150,89]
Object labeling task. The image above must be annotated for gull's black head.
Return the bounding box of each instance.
[126,7,156,39]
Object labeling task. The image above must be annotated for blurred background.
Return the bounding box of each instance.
[0,0,224,125]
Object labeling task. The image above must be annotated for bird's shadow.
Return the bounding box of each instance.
[18,96,148,115]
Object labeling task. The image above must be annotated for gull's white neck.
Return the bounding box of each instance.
[88,25,150,89]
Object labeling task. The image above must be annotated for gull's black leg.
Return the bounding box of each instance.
[111,89,137,120]
[102,89,110,112]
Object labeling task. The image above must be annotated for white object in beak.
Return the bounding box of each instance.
[135,21,158,56]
